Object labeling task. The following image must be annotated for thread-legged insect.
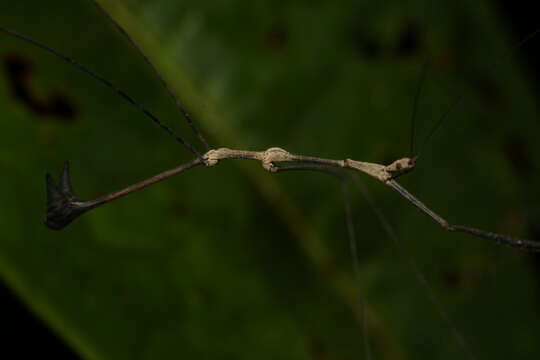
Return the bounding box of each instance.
[1,1,540,359]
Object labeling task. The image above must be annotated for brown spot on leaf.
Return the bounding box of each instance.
[500,209,528,241]
[265,24,289,52]
[351,20,425,61]
[503,135,534,179]
[394,21,425,58]
[441,265,463,290]
[310,339,328,360]
[467,72,504,108]
[2,53,77,121]
[169,200,189,217]
[353,33,383,59]
[433,49,456,73]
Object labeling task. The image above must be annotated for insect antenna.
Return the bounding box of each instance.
[0,26,202,158]
[416,95,463,158]
[408,61,429,158]
[415,26,540,159]
[88,0,209,151]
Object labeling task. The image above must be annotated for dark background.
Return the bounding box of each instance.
[1,0,540,358]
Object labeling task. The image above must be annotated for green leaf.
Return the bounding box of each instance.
[1,0,539,359]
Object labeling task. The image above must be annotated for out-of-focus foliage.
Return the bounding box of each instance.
[0,0,539,359]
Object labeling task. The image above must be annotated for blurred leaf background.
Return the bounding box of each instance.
[1,0,539,359]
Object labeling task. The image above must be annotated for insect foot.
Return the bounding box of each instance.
[44,161,93,230]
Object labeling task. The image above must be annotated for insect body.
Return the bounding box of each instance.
[1,1,537,356]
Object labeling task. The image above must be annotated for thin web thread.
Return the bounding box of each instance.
[88,0,210,151]
[341,182,373,360]
[277,164,371,357]
[0,26,201,158]
[350,175,477,360]
[279,164,472,357]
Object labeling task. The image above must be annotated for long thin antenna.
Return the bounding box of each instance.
[88,0,210,151]
[417,26,540,157]
[416,95,463,158]
[409,62,429,157]
[0,26,202,158]
[514,27,540,53]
